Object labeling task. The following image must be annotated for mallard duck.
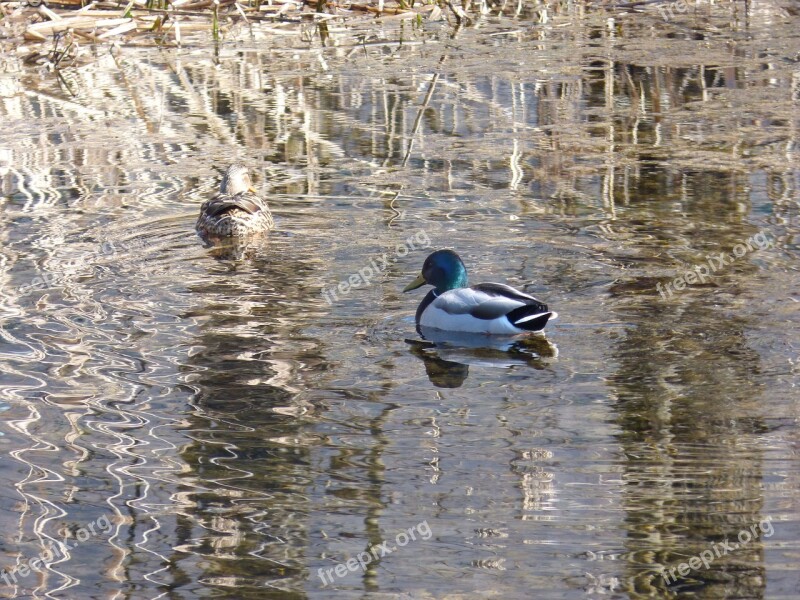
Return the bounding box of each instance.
[196,164,274,237]
[403,249,557,335]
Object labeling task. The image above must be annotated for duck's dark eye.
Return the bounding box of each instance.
[424,264,444,283]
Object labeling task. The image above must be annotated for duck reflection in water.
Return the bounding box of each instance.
[406,326,558,388]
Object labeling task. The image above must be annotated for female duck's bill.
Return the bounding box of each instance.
[196,164,274,238]
[403,249,557,335]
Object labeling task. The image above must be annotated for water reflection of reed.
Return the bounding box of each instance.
[0,2,794,208]
[172,241,330,593]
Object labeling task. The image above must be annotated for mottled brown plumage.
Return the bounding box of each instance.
[196,164,274,237]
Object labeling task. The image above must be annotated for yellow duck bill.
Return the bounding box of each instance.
[403,273,427,292]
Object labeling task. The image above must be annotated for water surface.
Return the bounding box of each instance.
[0,2,798,598]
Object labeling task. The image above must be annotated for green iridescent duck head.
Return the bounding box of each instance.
[403,249,470,294]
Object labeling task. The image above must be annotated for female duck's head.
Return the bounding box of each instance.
[404,249,469,293]
[220,164,257,196]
